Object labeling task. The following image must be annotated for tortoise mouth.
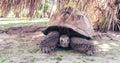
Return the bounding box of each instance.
[42,26,91,40]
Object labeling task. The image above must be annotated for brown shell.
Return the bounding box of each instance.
[47,7,94,38]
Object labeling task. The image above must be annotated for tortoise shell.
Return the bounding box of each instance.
[43,7,94,38]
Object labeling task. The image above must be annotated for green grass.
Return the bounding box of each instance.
[51,57,62,61]
[0,21,48,28]
[85,58,95,61]
[0,58,8,63]
[28,48,40,53]
[30,57,37,62]
[0,18,49,21]
[0,18,49,29]
[73,62,77,63]
[82,59,87,63]
[0,18,24,21]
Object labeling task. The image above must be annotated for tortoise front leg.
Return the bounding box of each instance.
[39,31,60,53]
[70,37,96,56]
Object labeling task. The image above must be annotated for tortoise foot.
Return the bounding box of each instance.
[39,31,59,53]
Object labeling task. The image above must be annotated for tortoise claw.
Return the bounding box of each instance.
[86,50,95,56]
[40,47,55,53]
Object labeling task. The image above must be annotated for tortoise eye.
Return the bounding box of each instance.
[61,40,64,42]
[67,40,70,43]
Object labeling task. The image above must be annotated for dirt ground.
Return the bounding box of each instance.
[0,26,120,63]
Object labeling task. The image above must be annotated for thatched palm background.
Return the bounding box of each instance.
[0,0,120,32]
[0,0,41,18]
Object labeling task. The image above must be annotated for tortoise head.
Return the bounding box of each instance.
[59,35,70,48]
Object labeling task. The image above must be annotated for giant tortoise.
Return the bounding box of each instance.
[39,7,95,56]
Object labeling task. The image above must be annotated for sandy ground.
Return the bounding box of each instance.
[0,31,120,63]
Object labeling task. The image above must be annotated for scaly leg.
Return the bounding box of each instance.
[39,31,60,53]
[70,37,95,56]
